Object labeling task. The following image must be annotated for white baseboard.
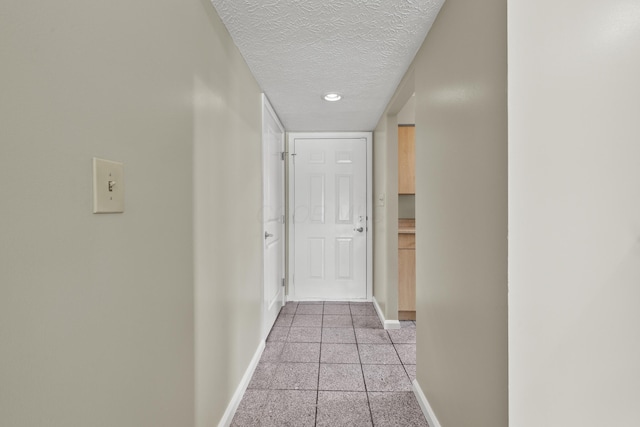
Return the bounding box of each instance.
[413,379,442,427]
[286,297,374,303]
[372,296,401,329]
[217,340,266,427]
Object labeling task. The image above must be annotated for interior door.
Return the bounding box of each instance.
[262,95,285,338]
[292,135,368,300]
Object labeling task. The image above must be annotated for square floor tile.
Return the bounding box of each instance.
[230,411,262,427]
[395,344,416,365]
[319,363,365,391]
[355,328,391,344]
[316,391,373,427]
[287,327,321,343]
[368,392,428,427]
[275,314,294,327]
[387,328,416,344]
[321,343,360,364]
[400,320,416,329]
[292,314,323,327]
[322,328,356,343]
[358,344,401,364]
[323,314,353,328]
[261,390,317,427]
[299,301,324,305]
[296,304,324,315]
[404,364,416,382]
[236,389,269,413]
[248,362,278,389]
[271,363,319,390]
[280,303,298,315]
[323,304,351,315]
[362,364,412,391]
[281,342,321,363]
[261,342,285,362]
[267,326,290,342]
[352,315,383,329]
[350,305,377,316]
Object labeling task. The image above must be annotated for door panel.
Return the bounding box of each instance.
[262,96,285,338]
[293,137,367,300]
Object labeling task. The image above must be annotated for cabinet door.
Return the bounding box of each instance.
[398,125,415,194]
[398,248,416,312]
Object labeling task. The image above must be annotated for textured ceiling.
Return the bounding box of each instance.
[211,0,444,131]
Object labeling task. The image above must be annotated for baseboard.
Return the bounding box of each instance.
[413,379,442,427]
[372,296,401,330]
[286,296,373,303]
[217,340,266,427]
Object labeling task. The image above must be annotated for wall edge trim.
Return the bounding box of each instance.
[373,296,401,329]
[217,340,266,427]
[413,378,442,427]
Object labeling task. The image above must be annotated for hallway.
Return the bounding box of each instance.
[5,0,640,425]
[231,302,424,426]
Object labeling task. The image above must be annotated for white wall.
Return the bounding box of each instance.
[0,1,264,426]
[508,0,640,425]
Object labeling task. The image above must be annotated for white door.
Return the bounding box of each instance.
[262,95,285,338]
[291,134,371,300]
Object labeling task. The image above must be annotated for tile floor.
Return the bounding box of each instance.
[231,302,427,427]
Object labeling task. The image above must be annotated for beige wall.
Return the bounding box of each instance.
[397,95,416,125]
[193,4,264,426]
[413,0,508,425]
[373,71,415,320]
[0,1,263,426]
[398,194,415,219]
[372,117,394,316]
[508,0,640,425]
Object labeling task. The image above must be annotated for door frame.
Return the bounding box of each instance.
[261,94,286,340]
[287,132,373,302]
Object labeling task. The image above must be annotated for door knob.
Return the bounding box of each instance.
[354,227,364,233]
[265,231,274,239]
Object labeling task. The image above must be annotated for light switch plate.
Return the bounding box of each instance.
[93,158,124,213]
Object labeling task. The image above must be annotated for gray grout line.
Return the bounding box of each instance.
[314,301,324,427]
[402,364,413,382]
[350,303,376,427]
[389,328,416,382]
[238,302,416,425]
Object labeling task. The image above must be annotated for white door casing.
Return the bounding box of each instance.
[289,133,372,301]
[262,95,285,339]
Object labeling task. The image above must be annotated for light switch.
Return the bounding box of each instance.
[377,193,386,207]
[93,158,124,213]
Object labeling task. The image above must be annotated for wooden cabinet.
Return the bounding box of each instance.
[398,125,415,194]
[398,219,416,320]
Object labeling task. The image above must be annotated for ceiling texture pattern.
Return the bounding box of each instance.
[211,0,444,131]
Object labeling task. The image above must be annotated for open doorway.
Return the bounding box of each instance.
[397,94,416,322]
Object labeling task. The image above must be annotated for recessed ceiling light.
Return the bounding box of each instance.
[323,93,342,102]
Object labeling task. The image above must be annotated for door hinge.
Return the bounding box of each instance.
[281,151,287,161]
[281,214,285,224]
[282,278,285,287]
